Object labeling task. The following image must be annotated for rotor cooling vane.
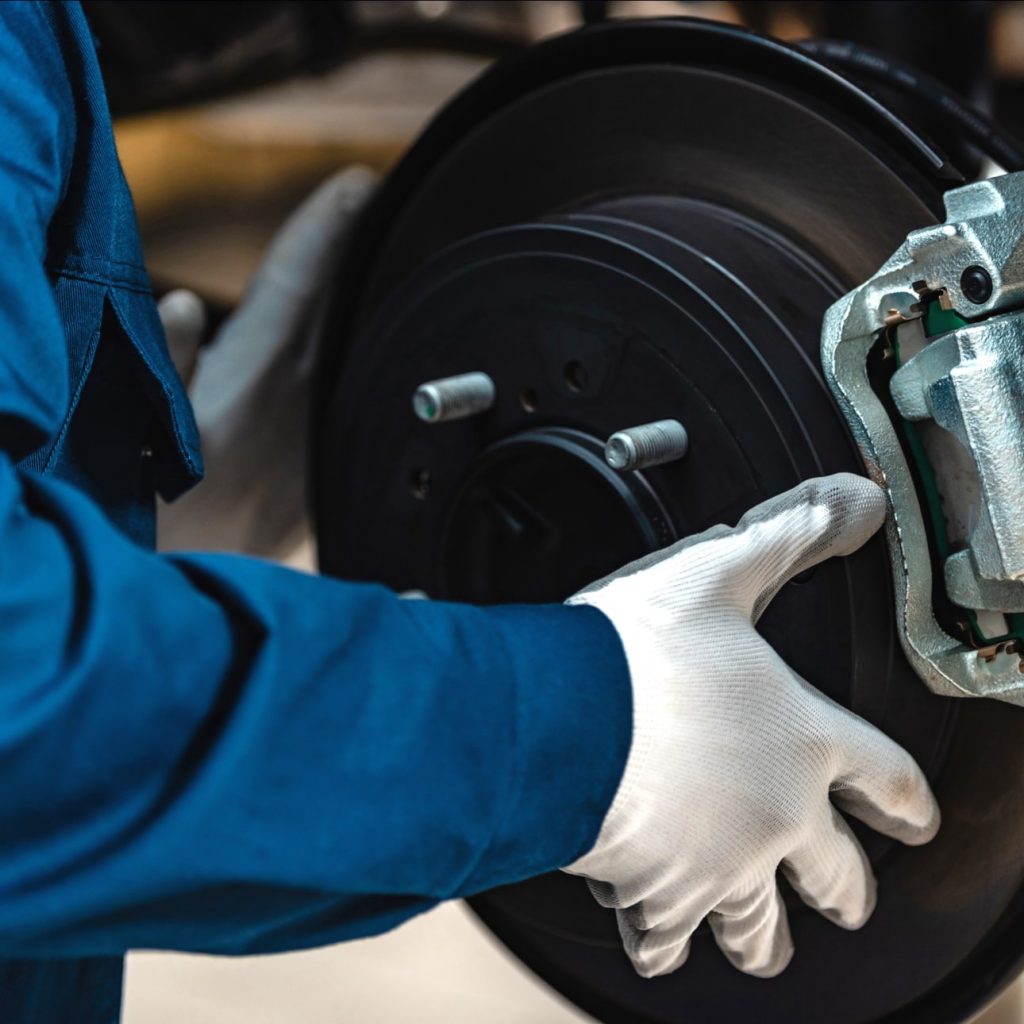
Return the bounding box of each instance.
[314,19,1024,1024]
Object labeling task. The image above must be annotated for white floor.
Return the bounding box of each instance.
[122,900,591,1024]
[122,897,1024,1024]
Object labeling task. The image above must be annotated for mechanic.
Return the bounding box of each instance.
[0,4,940,1021]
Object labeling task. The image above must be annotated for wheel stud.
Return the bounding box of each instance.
[604,419,689,471]
[413,372,495,423]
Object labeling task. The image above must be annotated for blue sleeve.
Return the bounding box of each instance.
[0,3,632,956]
[0,3,73,459]
[1,461,630,956]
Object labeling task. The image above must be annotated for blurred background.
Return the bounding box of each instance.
[107,0,1024,325]
[91,1,1024,1020]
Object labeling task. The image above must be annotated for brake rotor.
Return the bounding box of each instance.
[314,19,1024,1023]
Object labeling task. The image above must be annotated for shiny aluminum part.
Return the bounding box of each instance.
[891,314,1024,607]
[604,419,689,471]
[822,172,1024,702]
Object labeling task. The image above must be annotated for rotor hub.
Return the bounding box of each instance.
[441,427,673,605]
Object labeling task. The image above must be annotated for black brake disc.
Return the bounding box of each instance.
[313,18,1024,1023]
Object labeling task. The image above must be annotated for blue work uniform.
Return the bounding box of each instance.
[0,4,631,1020]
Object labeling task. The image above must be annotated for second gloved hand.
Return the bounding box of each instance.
[564,473,940,979]
[157,166,377,558]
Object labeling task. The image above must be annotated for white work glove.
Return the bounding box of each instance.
[157,166,377,558]
[565,473,940,980]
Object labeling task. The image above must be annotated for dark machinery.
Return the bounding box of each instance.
[312,19,1024,1023]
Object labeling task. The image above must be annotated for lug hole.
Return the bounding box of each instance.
[563,360,589,393]
[519,387,539,413]
[961,265,993,304]
[410,467,431,500]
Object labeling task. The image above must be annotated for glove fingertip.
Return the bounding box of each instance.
[810,472,887,557]
[898,799,942,847]
[630,942,691,979]
[731,937,794,979]
[834,871,878,931]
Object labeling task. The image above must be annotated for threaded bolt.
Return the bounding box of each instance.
[605,419,689,471]
[413,372,495,423]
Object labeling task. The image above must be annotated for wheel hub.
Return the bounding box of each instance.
[441,427,672,605]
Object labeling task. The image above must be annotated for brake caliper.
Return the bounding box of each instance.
[823,172,1024,702]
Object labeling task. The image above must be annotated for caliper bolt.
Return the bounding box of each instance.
[960,265,993,304]
[604,419,689,471]
[413,372,495,423]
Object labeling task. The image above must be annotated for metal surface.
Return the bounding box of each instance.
[604,420,688,472]
[413,371,495,423]
[894,319,1024,608]
[822,174,1024,701]
[314,18,1024,1024]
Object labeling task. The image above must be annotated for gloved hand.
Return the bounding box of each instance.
[157,165,377,558]
[564,473,940,980]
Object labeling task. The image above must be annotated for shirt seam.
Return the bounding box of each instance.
[47,266,152,295]
[54,248,152,272]
[41,320,103,474]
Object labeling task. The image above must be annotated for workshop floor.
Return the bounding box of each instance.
[123,902,591,1024]
[121,898,1024,1024]
[121,902,1024,1024]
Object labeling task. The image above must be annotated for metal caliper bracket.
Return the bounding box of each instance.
[822,172,1024,703]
